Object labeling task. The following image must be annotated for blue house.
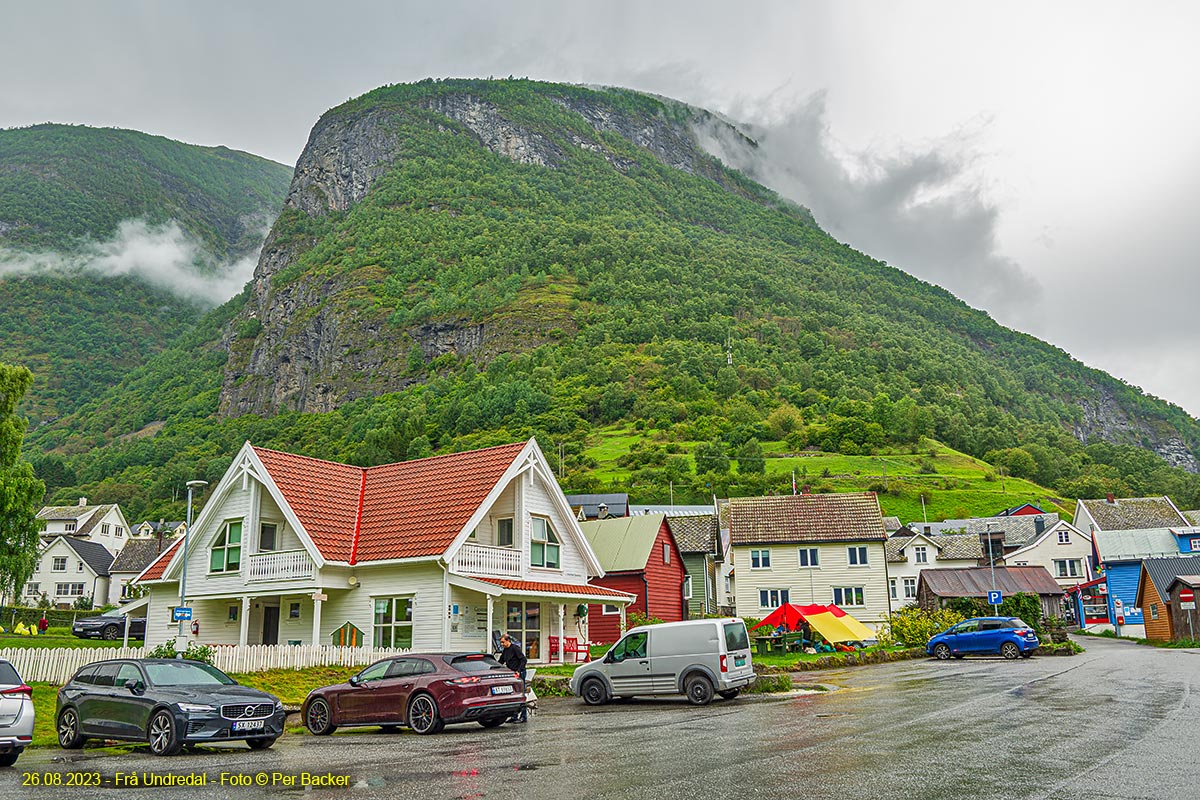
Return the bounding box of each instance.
[1092,528,1199,637]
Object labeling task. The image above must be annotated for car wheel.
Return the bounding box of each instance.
[477,717,505,729]
[717,689,741,700]
[407,694,444,735]
[933,643,952,660]
[305,697,336,735]
[57,708,86,749]
[685,674,714,707]
[102,625,120,640]
[148,709,182,756]
[246,737,277,750]
[581,677,607,706]
[0,750,19,767]
[1001,642,1021,660]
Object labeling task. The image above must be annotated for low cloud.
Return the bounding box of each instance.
[0,219,260,305]
[695,92,1040,320]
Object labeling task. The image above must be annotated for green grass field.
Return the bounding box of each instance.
[0,628,127,650]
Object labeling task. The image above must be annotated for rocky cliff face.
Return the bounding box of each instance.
[1074,388,1200,472]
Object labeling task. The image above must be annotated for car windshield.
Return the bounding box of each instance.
[100,608,126,618]
[144,661,235,687]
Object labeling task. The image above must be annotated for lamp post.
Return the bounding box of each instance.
[986,523,998,613]
[177,479,208,652]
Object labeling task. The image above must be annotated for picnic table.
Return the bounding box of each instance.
[754,634,809,656]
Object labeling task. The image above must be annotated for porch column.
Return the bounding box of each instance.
[486,596,494,652]
[557,604,565,663]
[619,603,627,634]
[311,596,323,646]
[239,596,251,646]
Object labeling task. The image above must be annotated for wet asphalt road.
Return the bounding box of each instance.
[4,635,1198,800]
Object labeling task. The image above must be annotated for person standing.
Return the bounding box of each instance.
[37,615,48,636]
[498,633,528,723]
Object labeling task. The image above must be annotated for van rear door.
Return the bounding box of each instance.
[722,621,754,679]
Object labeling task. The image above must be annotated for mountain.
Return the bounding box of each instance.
[0,124,293,422]
[24,79,1200,521]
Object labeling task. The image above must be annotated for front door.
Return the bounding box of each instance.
[950,619,981,654]
[605,631,652,695]
[262,606,280,645]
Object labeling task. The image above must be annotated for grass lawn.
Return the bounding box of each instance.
[0,628,128,650]
[230,666,358,707]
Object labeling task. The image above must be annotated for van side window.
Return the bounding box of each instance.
[611,632,648,662]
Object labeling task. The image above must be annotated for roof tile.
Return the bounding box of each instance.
[729,492,886,545]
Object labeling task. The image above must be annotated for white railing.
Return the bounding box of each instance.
[0,644,412,684]
[246,549,315,582]
[451,542,523,577]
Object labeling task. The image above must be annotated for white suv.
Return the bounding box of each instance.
[0,659,33,766]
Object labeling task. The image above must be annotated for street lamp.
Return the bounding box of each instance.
[177,479,208,653]
[986,522,998,614]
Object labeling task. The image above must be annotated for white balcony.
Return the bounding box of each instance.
[451,542,522,578]
[246,549,315,582]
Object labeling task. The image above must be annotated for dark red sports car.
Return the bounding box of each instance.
[302,653,525,735]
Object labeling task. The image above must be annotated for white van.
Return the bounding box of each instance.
[568,618,755,706]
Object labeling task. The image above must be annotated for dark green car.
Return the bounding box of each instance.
[56,658,285,756]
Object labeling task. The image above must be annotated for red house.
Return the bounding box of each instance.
[580,514,686,643]
[995,503,1048,517]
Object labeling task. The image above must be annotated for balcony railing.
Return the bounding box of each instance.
[246,549,315,582]
[451,542,522,578]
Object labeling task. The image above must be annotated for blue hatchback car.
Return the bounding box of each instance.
[927,616,1039,660]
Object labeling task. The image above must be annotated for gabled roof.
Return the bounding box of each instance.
[135,521,185,534]
[110,537,179,574]
[565,493,629,519]
[1003,521,1092,562]
[255,442,528,563]
[886,532,983,563]
[729,492,886,546]
[1077,496,1189,531]
[964,514,1061,547]
[55,536,115,576]
[995,503,1047,517]
[666,514,719,554]
[881,516,902,533]
[580,514,667,572]
[37,504,115,536]
[919,566,1065,597]
[1141,555,1200,602]
[1094,529,1182,562]
[1183,510,1200,526]
[136,536,184,582]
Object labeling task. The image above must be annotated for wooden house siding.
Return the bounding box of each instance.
[1138,571,1172,642]
[643,521,686,623]
[589,574,647,643]
[1103,563,1145,625]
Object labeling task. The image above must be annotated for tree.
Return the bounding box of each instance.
[694,442,730,475]
[736,438,765,475]
[0,363,46,601]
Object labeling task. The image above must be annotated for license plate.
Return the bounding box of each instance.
[491,685,514,695]
[734,656,747,667]
[232,719,265,732]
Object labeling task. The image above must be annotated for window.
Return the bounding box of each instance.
[1058,530,1071,544]
[1054,559,1081,578]
[497,518,514,547]
[77,561,84,572]
[609,631,648,662]
[832,587,865,606]
[209,521,243,573]
[798,548,819,568]
[259,523,278,552]
[903,577,917,599]
[848,546,868,566]
[683,575,693,600]
[913,546,928,564]
[115,663,143,687]
[751,550,771,569]
[1150,604,1159,620]
[52,557,67,572]
[64,521,76,533]
[530,518,560,569]
[227,605,239,622]
[373,597,414,648]
[724,576,732,594]
[1191,538,1200,552]
[663,543,671,564]
[602,604,620,615]
[289,602,301,619]
[102,523,110,536]
[889,578,897,600]
[24,583,38,596]
[758,588,789,608]
[115,526,123,538]
[506,601,541,660]
[356,660,391,682]
[56,582,85,596]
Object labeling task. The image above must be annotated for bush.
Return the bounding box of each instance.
[626,611,664,629]
[878,606,964,648]
[998,592,1044,634]
[147,640,216,664]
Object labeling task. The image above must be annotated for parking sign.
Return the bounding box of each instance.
[987,590,1002,605]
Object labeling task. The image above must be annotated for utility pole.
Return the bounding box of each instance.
[987,523,998,614]
[177,479,208,653]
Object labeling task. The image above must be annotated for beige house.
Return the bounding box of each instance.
[885,529,983,608]
[1001,518,1094,590]
[728,492,891,630]
[135,439,632,661]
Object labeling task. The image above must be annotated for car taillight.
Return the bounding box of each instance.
[1015,629,1032,637]
[449,676,482,685]
[720,654,728,673]
[1,685,31,697]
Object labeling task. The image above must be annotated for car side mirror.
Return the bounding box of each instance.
[124,679,144,695]
[605,650,619,664]
[349,675,361,687]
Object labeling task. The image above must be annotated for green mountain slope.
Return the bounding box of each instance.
[0,124,293,422]
[24,80,1200,520]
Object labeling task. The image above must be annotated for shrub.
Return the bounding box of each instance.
[998,592,1044,633]
[626,611,664,629]
[877,606,965,648]
[147,640,216,665]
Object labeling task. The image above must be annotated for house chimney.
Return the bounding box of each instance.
[597,503,609,520]
[1035,516,1045,535]
[78,497,88,507]
[1106,493,1116,504]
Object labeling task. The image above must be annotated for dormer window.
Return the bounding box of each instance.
[210,521,243,573]
[64,522,76,533]
[530,518,560,569]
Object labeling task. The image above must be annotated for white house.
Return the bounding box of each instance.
[1001,518,1094,590]
[134,439,633,662]
[24,536,115,608]
[728,492,891,629]
[884,528,983,608]
[133,520,186,539]
[36,500,131,553]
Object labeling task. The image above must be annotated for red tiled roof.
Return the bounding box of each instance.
[471,577,635,600]
[729,492,887,545]
[255,442,528,564]
[138,536,183,582]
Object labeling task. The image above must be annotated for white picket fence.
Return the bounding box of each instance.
[0,645,412,684]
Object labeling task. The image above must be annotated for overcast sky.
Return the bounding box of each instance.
[3,1,1198,415]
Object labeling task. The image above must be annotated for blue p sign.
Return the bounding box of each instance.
[987,591,1003,605]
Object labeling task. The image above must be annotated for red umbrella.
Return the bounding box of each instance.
[750,603,809,631]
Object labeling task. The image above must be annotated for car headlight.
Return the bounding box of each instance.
[177,703,216,714]
[274,699,284,711]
